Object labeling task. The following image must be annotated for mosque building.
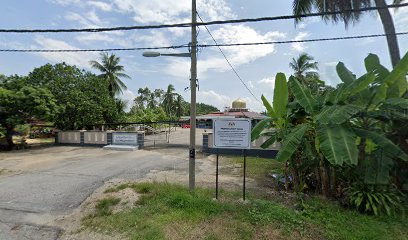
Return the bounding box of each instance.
[180,98,267,128]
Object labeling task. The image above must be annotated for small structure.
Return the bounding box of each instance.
[180,99,267,129]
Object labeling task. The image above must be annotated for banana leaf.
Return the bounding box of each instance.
[273,73,288,118]
[315,105,362,124]
[317,125,358,166]
[288,76,317,115]
[337,62,356,84]
[354,128,408,162]
[276,123,309,162]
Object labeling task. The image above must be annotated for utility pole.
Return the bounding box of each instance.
[189,0,197,191]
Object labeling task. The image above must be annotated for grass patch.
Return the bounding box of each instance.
[94,197,121,216]
[83,182,407,240]
[104,183,130,193]
[225,156,284,179]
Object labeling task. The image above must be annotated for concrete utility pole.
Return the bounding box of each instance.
[189,0,197,191]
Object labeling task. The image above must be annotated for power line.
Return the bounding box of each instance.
[1,31,407,53]
[0,45,188,52]
[196,11,261,104]
[0,3,406,33]
[200,31,408,48]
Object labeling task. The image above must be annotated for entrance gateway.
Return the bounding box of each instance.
[212,118,251,200]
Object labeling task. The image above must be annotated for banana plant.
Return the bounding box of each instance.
[253,52,408,192]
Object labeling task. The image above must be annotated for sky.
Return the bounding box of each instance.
[0,0,407,112]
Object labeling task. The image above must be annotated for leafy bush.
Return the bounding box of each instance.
[347,183,405,216]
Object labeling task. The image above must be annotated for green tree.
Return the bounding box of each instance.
[196,103,219,115]
[175,94,184,118]
[292,0,403,67]
[162,84,176,117]
[289,53,323,93]
[0,75,57,149]
[89,52,131,97]
[289,53,319,80]
[28,63,119,130]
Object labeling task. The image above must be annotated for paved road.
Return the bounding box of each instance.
[0,146,188,240]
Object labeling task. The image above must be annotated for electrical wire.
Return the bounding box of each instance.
[1,31,407,53]
[0,3,406,33]
[196,11,261,104]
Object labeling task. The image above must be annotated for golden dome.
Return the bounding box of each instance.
[232,99,246,109]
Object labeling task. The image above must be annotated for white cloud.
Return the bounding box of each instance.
[65,11,104,27]
[112,0,234,24]
[247,81,254,89]
[33,36,97,68]
[197,90,231,111]
[164,25,286,78]
[291,32,310,52]
[87,1,112,11]
[297,17,320,29]
[131,30,172,47]
[76,33,116,43]
[257,76,275,86]
[393,7,408,31]
[51,0,81,6]
[120,89,136,111]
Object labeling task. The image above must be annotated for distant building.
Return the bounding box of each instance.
[180,99,267,128]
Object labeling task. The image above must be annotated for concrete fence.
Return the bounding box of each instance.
[56,131,145,149]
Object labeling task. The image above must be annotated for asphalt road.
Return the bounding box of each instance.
[0,146,188,240]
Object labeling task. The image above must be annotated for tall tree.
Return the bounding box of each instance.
[28,63,119,130]
[162,84,176,116]
[289,53,323,92]
[292,0,402,67]
[289,53,319,80]
[175,94,184,118]
[90,52,131,97]
[0,75,57,149]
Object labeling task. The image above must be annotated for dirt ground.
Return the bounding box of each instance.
[0,146,256,240]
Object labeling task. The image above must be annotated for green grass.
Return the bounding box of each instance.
[83,182,407,240]
[225,156,284,179]
[94,197,121,216]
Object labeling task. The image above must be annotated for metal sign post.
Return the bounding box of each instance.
[216,148,219,200]
[212,118,251,200]
[243,149,247,201]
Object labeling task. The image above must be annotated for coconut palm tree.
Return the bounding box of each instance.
[162,84,176,116]
[292,0,403,67]
[175,94,184,118]
[90,53,130,98]
[290,53,323,92]
[289,53,319,79]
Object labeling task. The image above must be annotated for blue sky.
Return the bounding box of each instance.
[0,0,407,112]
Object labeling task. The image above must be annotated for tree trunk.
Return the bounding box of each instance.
[375,0,401,67]
[5,125,14,150]
[320,156,331,198]
[284,161,290,191]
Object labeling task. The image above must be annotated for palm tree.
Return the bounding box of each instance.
[162,84,176,116]
[175,94,184,118]
[290,53,323,93]
[289,53,319,80]
[292,0,402,67]
[90,53,130,98]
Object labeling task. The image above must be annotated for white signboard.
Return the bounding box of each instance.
[112,132,138,145]
[213,118,251,149]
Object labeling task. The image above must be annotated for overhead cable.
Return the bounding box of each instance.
[1,31,407,53]
[0,3,406,33]
[197,11,261,104]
